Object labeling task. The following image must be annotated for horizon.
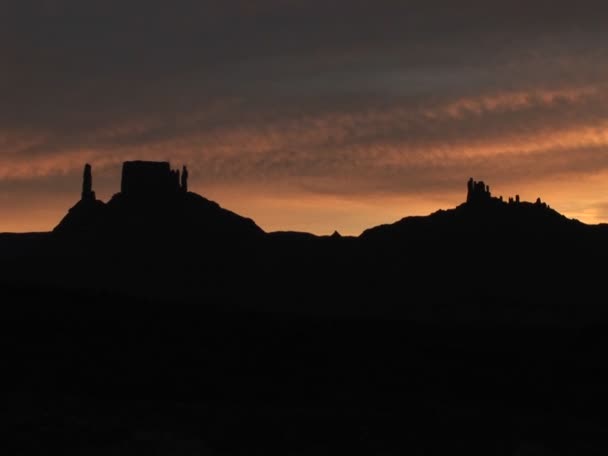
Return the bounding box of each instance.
[2,2,608,234]
[0,161,602,236]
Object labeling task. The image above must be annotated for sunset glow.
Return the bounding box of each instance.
[2,2,608,234]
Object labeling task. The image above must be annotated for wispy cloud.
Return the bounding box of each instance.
[2,1,608,233]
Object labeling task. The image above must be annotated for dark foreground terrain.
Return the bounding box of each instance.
[4,283,608,455]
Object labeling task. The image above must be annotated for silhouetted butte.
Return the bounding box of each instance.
[54,161,263,239]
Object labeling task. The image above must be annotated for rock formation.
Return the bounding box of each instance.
[81,164,95,201]
[120,161,189,197]
[170,168,180,192]
[181,166,188,192]
[466,178,492,204]
[54,163,105,234]
[466,177,535,208]
[55,160,264,238]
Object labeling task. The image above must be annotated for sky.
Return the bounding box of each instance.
[2,1,608,234]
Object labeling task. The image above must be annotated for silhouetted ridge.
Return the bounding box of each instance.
[361,177,583,241]
[54,161,263,238]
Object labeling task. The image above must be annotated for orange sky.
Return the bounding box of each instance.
[1,2,608,234]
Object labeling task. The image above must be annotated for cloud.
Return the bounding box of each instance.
[2,83,608,192]
[2,1,608,233]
